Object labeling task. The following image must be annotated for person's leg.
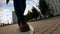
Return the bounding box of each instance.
[14,3,26,26]
[14,0,30,32]
[15,9,30,32]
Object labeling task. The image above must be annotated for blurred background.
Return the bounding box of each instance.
[0,0,60,26]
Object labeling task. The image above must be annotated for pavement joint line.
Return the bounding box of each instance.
[41,23,57,34]
[42,24,59,34]
[34,23,54,33]
[50,24,60,34]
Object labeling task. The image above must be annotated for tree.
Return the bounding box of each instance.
[32,7,40,19]
[39,0,49,18]
[25,10,33,21]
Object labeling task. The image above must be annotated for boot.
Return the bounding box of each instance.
[19,21,30,32]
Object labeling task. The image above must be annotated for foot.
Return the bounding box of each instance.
[19,24,30,32]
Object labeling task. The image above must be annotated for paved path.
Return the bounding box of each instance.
[0,16,60,34]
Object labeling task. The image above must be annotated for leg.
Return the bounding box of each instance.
[14,0,30,32]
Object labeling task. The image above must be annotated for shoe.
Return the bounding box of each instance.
[19,23,30,32]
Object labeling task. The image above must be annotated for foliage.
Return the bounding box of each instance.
[25,7,40,21]
[25,10,33,21]
[39,0,49,16]
[32,7,40,19]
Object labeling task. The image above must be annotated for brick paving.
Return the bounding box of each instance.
[0,16,60,34]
